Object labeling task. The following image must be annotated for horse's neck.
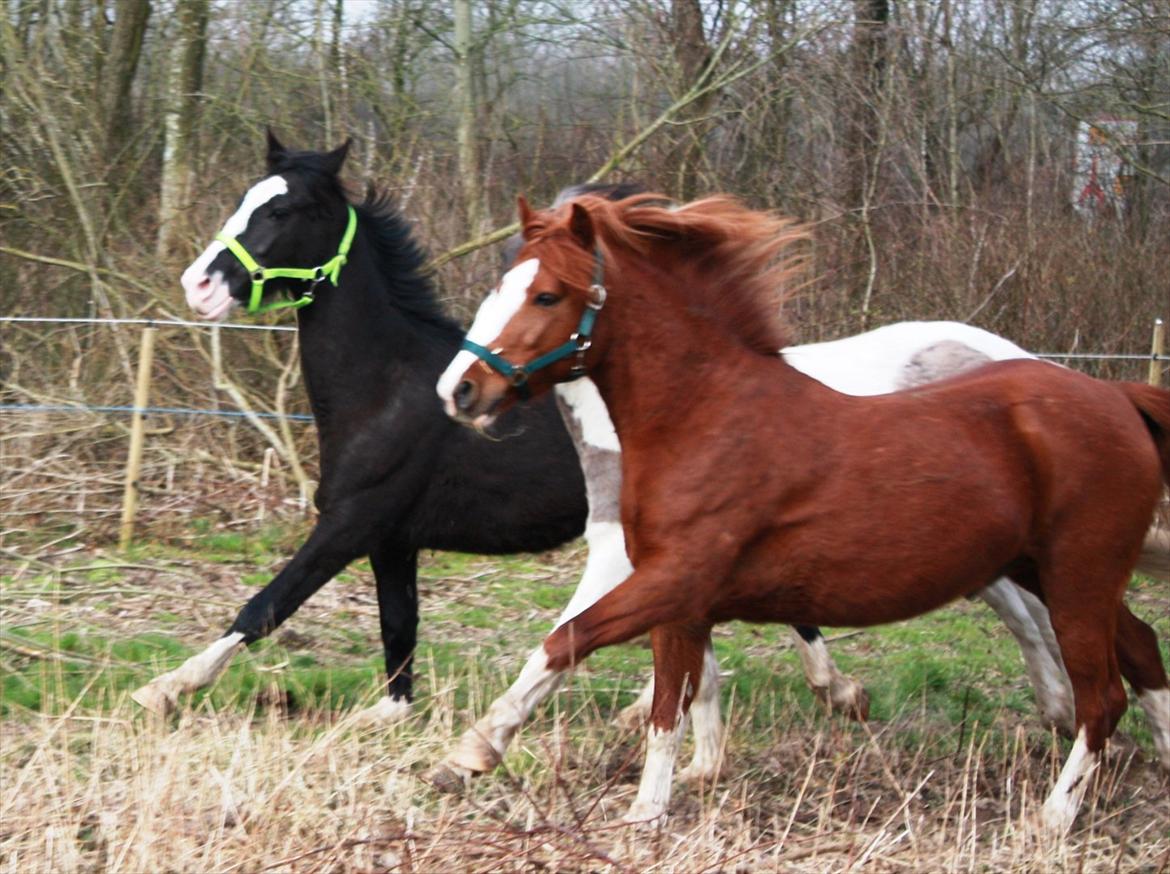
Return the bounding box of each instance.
[294,231,448,420]
[589,283,824,447]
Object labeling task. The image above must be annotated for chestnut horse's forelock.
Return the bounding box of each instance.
[522,193,808,355]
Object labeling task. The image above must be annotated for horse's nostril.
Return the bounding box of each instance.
[454,379,477,412]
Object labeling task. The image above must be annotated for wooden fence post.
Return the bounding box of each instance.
[119,326,157,551]
[1150,318,1165,388]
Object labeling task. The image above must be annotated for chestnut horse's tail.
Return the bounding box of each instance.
[1120,383,1170,578]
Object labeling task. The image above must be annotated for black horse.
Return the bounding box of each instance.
[134,134,587,717]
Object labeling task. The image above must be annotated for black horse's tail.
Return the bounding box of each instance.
[1121,382,1170,578]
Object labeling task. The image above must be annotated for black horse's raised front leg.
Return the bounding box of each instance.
[132,509,379,715]
[227,522,370,643]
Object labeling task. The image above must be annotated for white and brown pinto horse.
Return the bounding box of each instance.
[437,193,1170,832]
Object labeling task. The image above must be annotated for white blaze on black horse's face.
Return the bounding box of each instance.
[181,175,290,321]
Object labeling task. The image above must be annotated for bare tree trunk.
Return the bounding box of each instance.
[332,0,349,140]
[157,0,209,260]
[942,0,958,206]
[315,0,333,143]
[454,0,482,233]
[668,0,714,200]
[844,0,889,215]
[844,0,889,328]
[762,0,795,199]
[100,0,152,168]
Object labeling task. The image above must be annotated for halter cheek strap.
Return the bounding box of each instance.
[216,205,358,315]
[460,247,607,399]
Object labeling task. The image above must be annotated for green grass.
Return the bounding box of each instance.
[2,524,1167,765]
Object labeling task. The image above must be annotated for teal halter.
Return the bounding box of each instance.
[460,247,607,398]
[216,205,358,315]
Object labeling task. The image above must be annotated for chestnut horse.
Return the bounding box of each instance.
[437,193,1170,832]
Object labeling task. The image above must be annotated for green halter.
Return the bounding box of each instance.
[216,205,358,315]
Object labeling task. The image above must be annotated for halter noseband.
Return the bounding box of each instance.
[216,205,358,315]
[460,247,607,399]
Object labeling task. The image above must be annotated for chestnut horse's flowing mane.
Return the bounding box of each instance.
[523,193,807,354]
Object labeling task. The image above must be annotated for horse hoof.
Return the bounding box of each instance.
[351,695,413,726]
[816,682,870,721]
[844,687,870,722]
[676,761,719,784]
[621,801,667,828]
[427,762,472,795]
[441,727,505,777]
[130,682,177,716]
[1042,713,1077,740]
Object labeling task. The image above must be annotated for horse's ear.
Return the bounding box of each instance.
[322,137,352,176]
[568,202,595,250]
[517,195,536,239]
[266,127,287,170]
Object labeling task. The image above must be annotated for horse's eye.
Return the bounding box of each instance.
[270,206,291,219]
[533,292,561,307]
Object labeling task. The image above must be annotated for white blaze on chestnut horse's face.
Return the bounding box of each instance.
[436,258,541,418]
[181,175,290,321]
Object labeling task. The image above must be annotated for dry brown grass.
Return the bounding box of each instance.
[3,653,1168,872]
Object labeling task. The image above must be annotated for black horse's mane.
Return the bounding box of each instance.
[271,150,460,336]
[355,186,461,336]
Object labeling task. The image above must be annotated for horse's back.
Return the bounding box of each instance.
[782,320,1032,395]
[912,359,1164,532]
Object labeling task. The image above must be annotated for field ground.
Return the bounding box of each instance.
[1,523,1168,872]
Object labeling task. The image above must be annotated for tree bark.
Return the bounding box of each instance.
[668,0,714,200]
[844,0,889,215]
[101,0,152,167]
[454,0,482,232]
[762,0,795,199]
[157,0,209,259]
[844,0,889,328]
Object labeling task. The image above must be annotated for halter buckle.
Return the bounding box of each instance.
[588,284,607,310]
[508,368,530,388]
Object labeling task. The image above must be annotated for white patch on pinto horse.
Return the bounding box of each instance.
[978,581,1075,733]
[781,320,1035,395]
[1137,687,1170,771]
[436,258,541,411]
[1040,728,1099,833]
[181,175,289,321]
[556,521,632,625]
[555,379,621,452]
[130,631,246,715]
